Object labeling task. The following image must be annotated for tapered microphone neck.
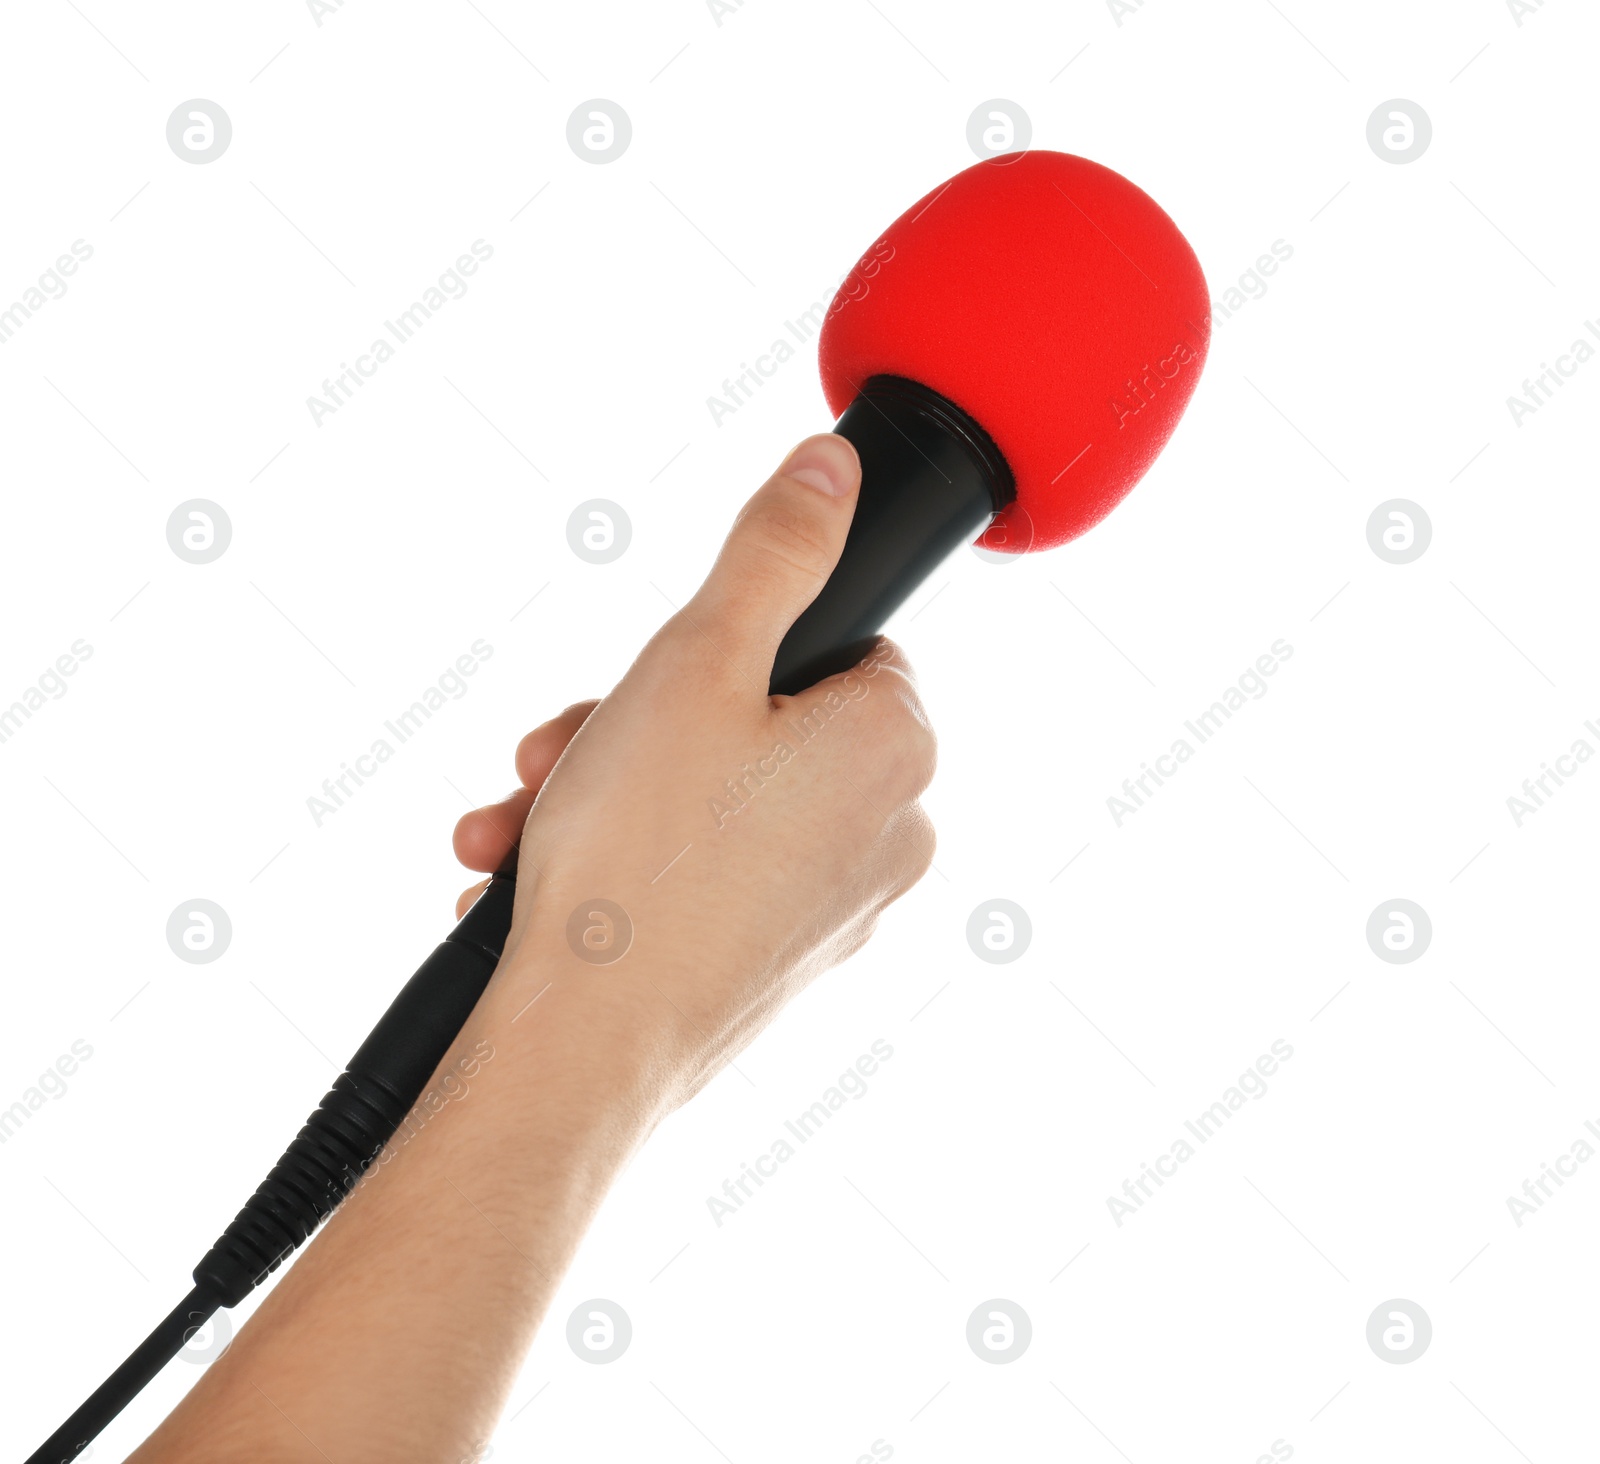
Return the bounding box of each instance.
[769,375,1014,696]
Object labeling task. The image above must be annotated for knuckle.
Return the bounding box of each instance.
[881,805,937,894]
[907,711,938,789]
[739,491,835,583]
[639,614,735,694]
[871,688,937,793]
[857,636,919,689]
[906,806,937,876]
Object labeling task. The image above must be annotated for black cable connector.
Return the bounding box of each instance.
[26,868,518,1464]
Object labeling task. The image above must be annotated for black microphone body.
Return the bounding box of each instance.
[769,375,1014,694]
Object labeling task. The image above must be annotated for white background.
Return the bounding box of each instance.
[2,1,1597,1459]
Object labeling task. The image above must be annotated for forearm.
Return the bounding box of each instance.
[130,954,664,1464]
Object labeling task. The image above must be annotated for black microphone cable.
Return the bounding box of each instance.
[30,1286,222,1464]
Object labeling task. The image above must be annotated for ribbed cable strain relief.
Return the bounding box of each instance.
[192,1069,411,1308]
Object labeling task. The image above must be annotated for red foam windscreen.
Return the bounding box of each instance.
[818,150,1209,552]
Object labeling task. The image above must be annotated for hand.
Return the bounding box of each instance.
[476,431,938,1113]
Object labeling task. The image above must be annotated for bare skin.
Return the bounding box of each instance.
[129,432,938,1462]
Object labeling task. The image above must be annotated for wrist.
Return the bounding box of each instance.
[468,936,682,1150]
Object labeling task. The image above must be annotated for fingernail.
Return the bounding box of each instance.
[781,434,858,497]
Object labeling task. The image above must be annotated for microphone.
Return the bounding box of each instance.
[27,149,1207,1463]
[773,148,1208,690]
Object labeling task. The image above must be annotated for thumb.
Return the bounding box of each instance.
[689,433,861,674]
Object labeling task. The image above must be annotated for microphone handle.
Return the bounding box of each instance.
[29,374,1014,1462]
[769,375,1015,694]
[192,869,518,1306]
